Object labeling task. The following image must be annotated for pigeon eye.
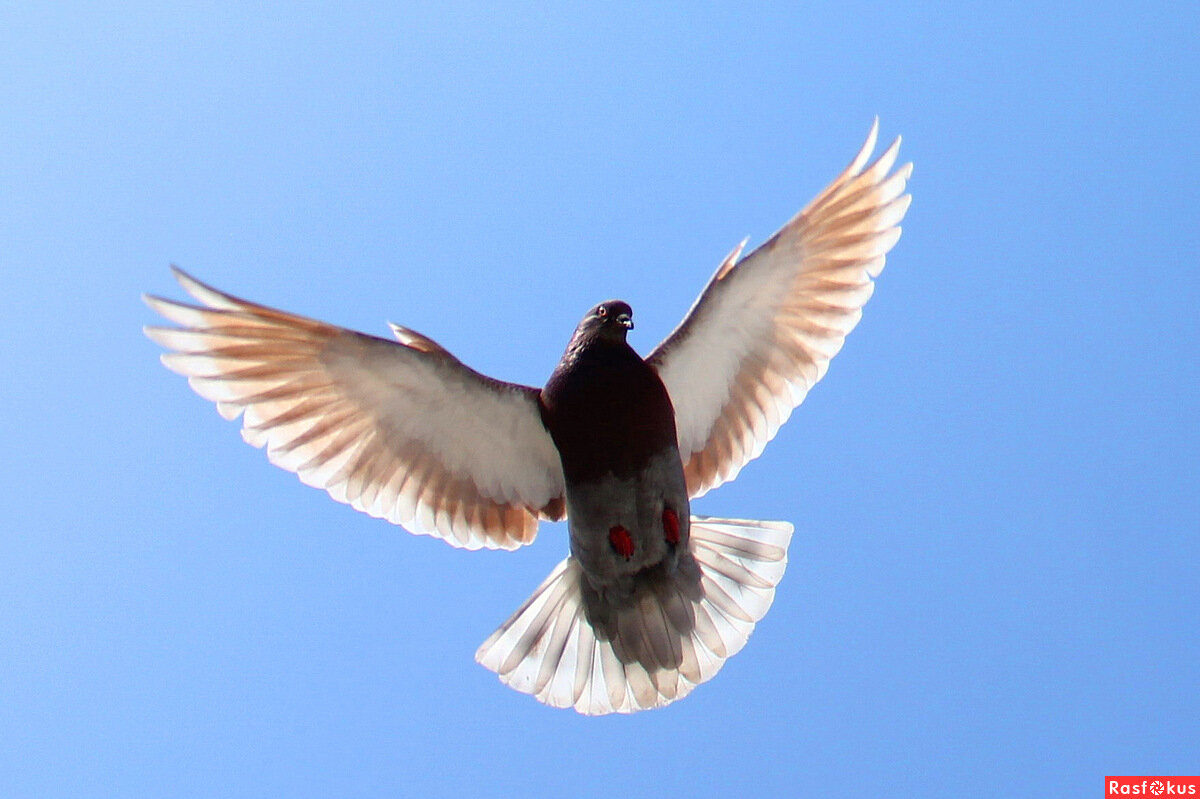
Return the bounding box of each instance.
[597,307,608,318]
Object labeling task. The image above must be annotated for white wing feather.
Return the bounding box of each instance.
[145,268,565,550]
[649,120,912,498]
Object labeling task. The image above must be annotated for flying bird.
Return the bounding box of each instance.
[144,120,911,714]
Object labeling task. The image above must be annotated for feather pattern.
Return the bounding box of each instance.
[475,516,793,715]
[648,119,912,498]
[144,268,566,550]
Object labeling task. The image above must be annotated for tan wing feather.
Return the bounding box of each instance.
[145,268,565,550]
[649,120,912,497]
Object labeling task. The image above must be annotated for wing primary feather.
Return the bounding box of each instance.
[648,121,910,497]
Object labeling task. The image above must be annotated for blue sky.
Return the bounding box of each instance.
[3,2,1197,796]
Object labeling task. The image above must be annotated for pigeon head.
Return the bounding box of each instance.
[573,300,634,344]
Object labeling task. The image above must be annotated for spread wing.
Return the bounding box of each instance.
[144,268,566,550]
[647,120,912,498]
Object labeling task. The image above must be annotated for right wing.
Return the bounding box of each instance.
[648,121,911,498]
[144,268,565,550]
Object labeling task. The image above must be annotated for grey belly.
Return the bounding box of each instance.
[565,448,690,599]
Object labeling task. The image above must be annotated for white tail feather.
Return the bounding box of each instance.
[476,516,793,715]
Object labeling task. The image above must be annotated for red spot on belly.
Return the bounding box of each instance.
[609,525,634,560]
[663,508,680,546]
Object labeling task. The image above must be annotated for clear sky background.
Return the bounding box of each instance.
[3,2,1197,796]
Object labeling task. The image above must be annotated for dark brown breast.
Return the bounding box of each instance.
[539,339,679,484]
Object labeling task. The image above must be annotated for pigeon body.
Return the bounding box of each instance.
[540,300,690,598]
[144,121,912,714]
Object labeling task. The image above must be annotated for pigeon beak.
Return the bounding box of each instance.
[616,313,633,330]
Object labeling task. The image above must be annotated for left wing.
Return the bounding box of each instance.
[647,120,912,498]
[145,268,566,550]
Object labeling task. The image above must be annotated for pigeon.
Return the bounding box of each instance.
[144,120,911,715]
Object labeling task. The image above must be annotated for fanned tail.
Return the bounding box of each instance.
[475,516,794,715]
